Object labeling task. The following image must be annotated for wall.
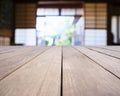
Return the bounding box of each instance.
[0,0,13,45]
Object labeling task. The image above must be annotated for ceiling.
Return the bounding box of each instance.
[15,0,112,9]
[14,0,120,3]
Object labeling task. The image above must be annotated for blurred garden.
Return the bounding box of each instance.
[36,16,74,46]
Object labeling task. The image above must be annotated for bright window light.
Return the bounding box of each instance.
[37,8,59,16]
[15,29,36,46]
[61,8,75,15]
[85,29,107,46]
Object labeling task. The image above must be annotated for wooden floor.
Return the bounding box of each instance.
[0,46,120,96]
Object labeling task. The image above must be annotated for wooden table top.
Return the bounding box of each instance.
[0,46,120,96]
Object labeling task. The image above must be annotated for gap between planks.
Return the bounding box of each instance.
[73,46,120,80]
[63,47,120,96]
[60,46,63,96]
[94,46,120,52]
[86,47,120,59]
[0,47,50,81]
[0,46,61,96]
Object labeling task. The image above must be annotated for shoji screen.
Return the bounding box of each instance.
[0,37,10,46]
[85,3,107,29]
[96,4,107,29]
[0,29,11,46]
[15,3,36,28]
[85,3,96,28]
[84,3,107,45]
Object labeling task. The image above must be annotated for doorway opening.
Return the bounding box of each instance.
[36,16,84,46]
[14,3,107,46]
[36,8,84,46]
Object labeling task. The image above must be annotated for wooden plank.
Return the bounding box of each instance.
[87,47,120,59]
[63,47,120,96]
[0,46,22,51]
[0,46,61,96]
[0,47,36,60]
[0,46,23,54]
[0,47,49,81]
[74,46,120,78]
[96,46,120,52]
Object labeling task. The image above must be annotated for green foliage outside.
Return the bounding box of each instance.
[55,17,74,46]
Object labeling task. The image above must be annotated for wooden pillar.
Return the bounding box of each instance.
[10,0,15,45]
[107,1,112,45]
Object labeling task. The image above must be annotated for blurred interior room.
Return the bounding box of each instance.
[1,1,120,96]
[0,0,120,46]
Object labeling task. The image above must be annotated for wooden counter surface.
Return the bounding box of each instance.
[0,46,120,96]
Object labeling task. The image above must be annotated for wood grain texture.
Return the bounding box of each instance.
[63,47,120,96]
[0,46,120,96]
[74,46,120,78]
[87,47,120,59]
[0,47,35,60]
[0,46,22,54]
[96,46,120,52]
[0,46,61,96]
[0,47,49,81]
